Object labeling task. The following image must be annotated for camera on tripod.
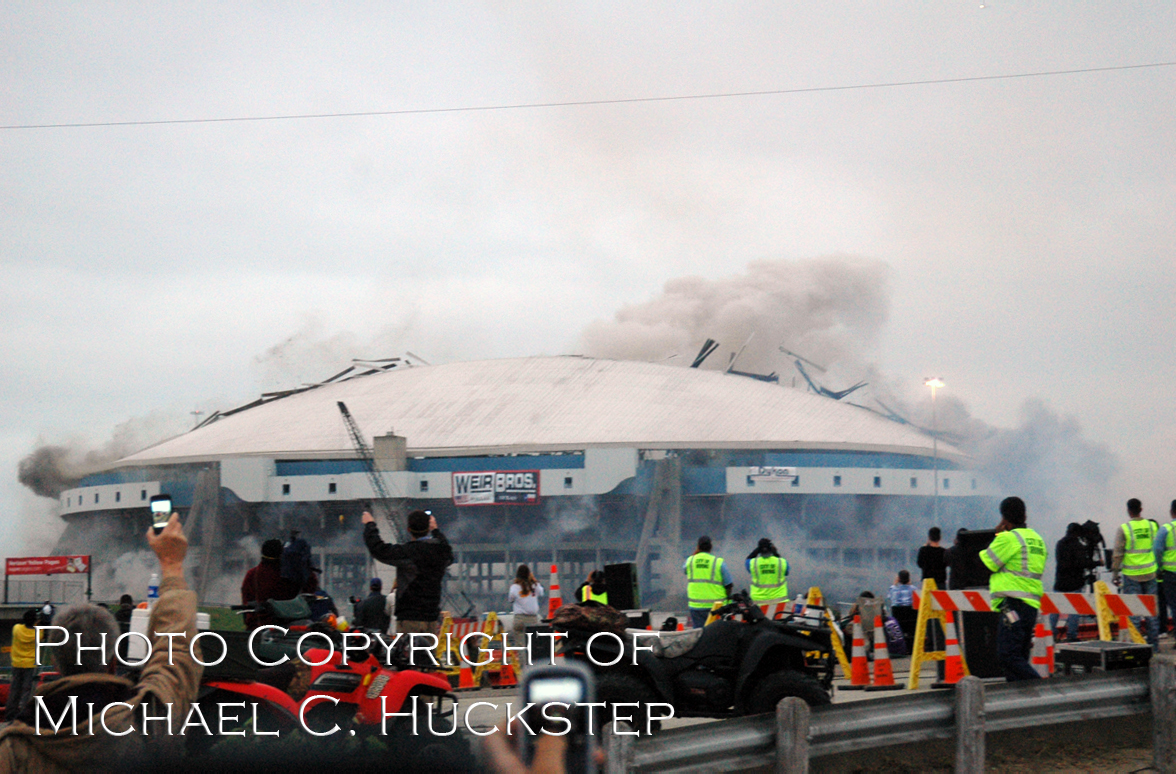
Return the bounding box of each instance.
[1072,519,1109,589]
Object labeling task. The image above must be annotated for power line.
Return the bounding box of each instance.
[3,60,1174,131]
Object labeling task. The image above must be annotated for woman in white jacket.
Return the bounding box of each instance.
[508,564,544,669]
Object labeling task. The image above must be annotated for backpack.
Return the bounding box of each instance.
[281,536,312,589]
[883,616,908,657]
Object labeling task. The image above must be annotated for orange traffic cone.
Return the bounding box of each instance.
[932,612,967,688]
[1031,622,1051,678]
[496,662,518,688]
[455,666,476,690]
[866,615,901,691]
[843,615,870,690]
[547,564,563,618]
[1045,623,1056,675]
[676,622,684,631]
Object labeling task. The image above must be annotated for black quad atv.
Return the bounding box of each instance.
[554,592,834,734]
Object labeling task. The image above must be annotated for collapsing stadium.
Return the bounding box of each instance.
[54,356,997,610]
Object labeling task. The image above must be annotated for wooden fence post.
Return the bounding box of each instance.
[1152,653,1176,774]
[776,696,811,773]
[954,675,985,774]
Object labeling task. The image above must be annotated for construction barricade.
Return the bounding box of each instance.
[436,611,505,690]
[758,586,853,679]
[908,579,1157,688]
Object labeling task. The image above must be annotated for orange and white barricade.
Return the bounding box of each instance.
[909,580,1157,688]
[1095,580,1156,645]
[758,599,792,620]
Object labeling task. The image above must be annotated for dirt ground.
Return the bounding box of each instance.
[812,714,1155,773]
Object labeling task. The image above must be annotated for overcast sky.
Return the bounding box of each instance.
[3,3,1174,559]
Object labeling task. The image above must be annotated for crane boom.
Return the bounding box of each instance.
[337,401,404,543]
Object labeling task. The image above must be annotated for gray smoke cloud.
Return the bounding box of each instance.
[579,255,889,381]
[17,413,188,499]
[253,314,420,392]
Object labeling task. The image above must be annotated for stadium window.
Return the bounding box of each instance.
[791,476,800,487]
[282,483,290,495]
[141,489,147,500]
[564,476,573,489]
[910,477,918,488]
[115,491,121,503]
[419,480,429,493]
[746,476,756,487]
[873,476,881,488]
[833,475,842,487]
[67,497,71,507]
[95,493,99,503]
[943,478,951,490]
[328,482,337,494]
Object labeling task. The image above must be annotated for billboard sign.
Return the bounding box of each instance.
[5,555,91,576]
[452,471,540,506]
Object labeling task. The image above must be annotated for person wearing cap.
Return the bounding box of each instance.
[684,536,732,628]
[362,509,453,636]
[354,577,392,634]
[981,496,1048,681]
[746,538,789,603]
[241,538,299,630]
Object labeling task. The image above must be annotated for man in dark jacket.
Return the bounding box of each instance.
[362,509,453,637]
[1052,522,1097,641]
[354,577,392,634]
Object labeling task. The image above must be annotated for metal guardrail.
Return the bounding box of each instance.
[606,661,1165,773]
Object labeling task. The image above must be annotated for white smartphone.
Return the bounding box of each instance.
[150,494,172,534]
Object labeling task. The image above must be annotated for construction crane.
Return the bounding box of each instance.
[337,399,475,616]
[337,401,405,544]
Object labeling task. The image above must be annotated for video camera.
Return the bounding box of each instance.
[1072,519,1110,586]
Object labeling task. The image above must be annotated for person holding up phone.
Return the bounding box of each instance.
[0,514,203,766]
[362,509,453,637]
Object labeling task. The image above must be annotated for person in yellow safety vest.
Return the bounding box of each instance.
[980,496,1048,681]
[577,570,609,606]
[746,538,789,603]
[1154,500,1176,640]
[1113,498,1160,650]
[684,536,733,628]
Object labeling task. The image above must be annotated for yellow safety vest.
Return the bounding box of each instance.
[1121,519,1158,576]
[749,555,789,602]
[981,527,1047,610]
[686,553,727,610]
[1160,525,1176,574]
[580,586,609,605]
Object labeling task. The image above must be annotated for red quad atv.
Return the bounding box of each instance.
[189,598,473,771]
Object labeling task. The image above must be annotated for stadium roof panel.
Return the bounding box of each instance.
[115,357,965,467]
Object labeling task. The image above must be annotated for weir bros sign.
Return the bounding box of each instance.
[452,471,540,506]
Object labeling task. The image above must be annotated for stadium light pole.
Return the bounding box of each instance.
[924,377,945,523]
